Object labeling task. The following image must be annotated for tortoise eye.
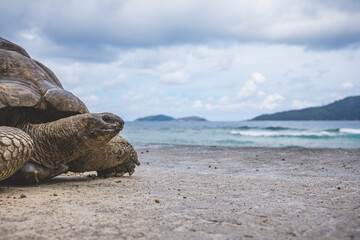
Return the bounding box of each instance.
[102,115,112,123]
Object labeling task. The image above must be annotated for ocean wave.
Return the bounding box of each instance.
[216,126,254,130]
[230,130,337,138]
[264,126,292,131]
[340,128,360,134]
[235,126,253,130]
[225,126,295,131]
[325,128,340,132]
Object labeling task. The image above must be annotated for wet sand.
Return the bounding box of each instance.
[1,145,359,239]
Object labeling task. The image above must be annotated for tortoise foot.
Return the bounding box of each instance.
[97,138,140,178]
[69,135,140,176]
[97,160,140,178]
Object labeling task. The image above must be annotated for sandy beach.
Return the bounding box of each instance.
[0,145,359,239]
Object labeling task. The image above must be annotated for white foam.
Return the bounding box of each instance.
[340,128,360,134]
[230,130,335,137]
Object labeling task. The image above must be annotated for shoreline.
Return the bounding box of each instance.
[133,142,360,149]
[1,145,359,239]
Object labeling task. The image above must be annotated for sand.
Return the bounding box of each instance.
[0,145,359,239]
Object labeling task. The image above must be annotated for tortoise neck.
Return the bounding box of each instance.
[22,116,91,169]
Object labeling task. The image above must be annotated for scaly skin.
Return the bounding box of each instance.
[68,135,140,176]
[0,127,33,181]
[97,136,140,177]
[23,113,123,169]
[1,112,129,183]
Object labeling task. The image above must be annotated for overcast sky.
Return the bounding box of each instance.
[1,0,359,120]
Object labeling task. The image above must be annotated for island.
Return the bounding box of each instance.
[135,114,207,122]
[252,95,360,120]
[135,114,175,121]
[176,116,207,122]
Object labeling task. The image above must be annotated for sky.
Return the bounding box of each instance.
[1,0,359,121]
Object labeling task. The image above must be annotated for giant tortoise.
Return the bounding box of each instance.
[0,37,139,183]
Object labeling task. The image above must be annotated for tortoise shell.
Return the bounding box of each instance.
[0,37,88,125]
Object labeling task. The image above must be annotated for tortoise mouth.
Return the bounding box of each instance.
[102,126,123,132]
[99,121,124,132]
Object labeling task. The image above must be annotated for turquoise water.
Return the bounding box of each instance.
[121,121,360,149]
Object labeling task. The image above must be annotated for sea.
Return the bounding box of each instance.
[121,121,360,149]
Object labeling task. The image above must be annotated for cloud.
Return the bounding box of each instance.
[257,91,266,97]
[342,81,354,89]
[2,19,359,121]
[42,42,359,120]
[192,100,203,108]
[102,74,128,90]
[236,72,266,99]
[252,72,266,83]
[122,91,144,101]
[217,55,234,71]
[186,73,284,115]
[161,71,189,84]
[262,94,284,110]
[81,94,99,104]
[291,100,315,109]
[1,0,360,62]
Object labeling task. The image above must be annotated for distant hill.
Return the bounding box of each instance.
[135,114,207,122]
[176,116,207,122]
[252,96,360,121]
[135,114,175,121]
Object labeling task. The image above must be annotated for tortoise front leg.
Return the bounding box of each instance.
[0,126,33,181]
[68,135,140,177]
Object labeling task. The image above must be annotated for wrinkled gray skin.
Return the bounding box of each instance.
[0,37,139,183]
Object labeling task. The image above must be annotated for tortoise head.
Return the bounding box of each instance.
[72,113,125,148]
[82,112,124,133]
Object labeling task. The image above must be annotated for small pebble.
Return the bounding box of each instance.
[209,165,211,168]
[214,167,217,169]
[20,194,26,199]
[337,187,341,190]
[54,193,58,196]
[141,152,144,154]
[115,180,122,183]
[146,150,149,152]
[183,196,187,199]
[244,235,253,238]
[155,199,160,203]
